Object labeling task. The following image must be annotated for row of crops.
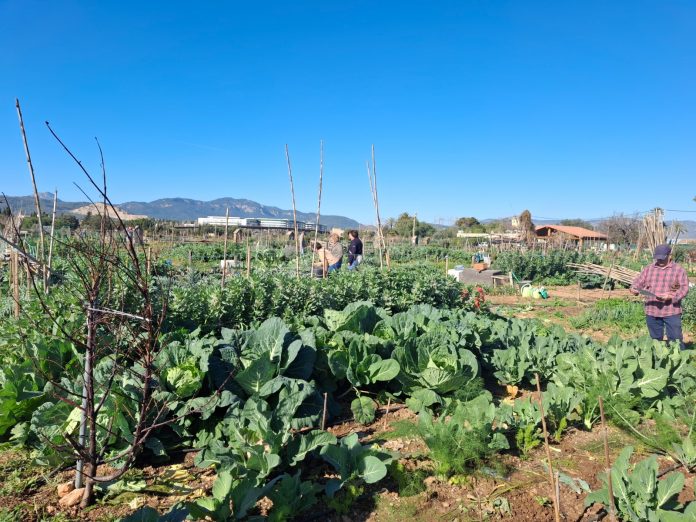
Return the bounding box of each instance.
[159,242,610,285]
[2,287,695,519]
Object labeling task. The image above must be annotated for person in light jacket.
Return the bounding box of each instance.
[325,233,343,273]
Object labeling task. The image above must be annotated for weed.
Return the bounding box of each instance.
[569,299,644,333]
[515,424,542,458]
[325,481,364,515]
[388,462,427,497]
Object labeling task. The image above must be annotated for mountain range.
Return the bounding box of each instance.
[1,194,361,229]
[3,194,694,238]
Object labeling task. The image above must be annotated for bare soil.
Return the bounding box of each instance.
[1,405,693,522]
[487,285,695,345]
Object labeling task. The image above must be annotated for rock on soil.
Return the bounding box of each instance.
[58,487,85,508]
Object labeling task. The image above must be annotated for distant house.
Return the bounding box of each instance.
[535,225,607,249]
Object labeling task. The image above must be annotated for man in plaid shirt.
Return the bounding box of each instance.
[630,244,689,349]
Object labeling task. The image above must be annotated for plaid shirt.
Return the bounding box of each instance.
[631,261,690,317]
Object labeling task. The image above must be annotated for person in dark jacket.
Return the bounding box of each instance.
[347,230,363,270]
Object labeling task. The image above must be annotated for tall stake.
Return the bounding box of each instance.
[599,396,616,521]
[246,236,251,278]
[285,144,301,279]
[221,207,229,288]
[371,145,389,267]
[309,140,325,276]
[535,373,561,522]
[366,161,383,269]
[46,190,58,293]
[12,250,20,319]
[16,98,46,291]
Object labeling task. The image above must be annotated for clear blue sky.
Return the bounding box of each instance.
[1,0,695,225]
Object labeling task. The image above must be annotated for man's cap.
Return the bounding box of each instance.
[653,244,671,260]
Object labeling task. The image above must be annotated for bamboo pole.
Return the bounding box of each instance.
[599,397,616,521]
[46,190,58,292]
[16,98,46,291]
[371,145,389,267]
[310,140,325,276]
[321,392,328,430]
[246,236,251,278]
[146,246,151,275]
[221,207,229,288]
[366,160,383,269]
[535,373,561,522]
[12,250,20,319]
[285,145,301,279]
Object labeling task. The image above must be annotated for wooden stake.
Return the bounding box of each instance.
[601,252,616,299]
[371,145,389,266]
[285,145,301,279]
[366,160,383,269]
[146,246,151,275]
[383,397,391,429]
[221,207,229,288]
[599,396,616,521]
[246,237,251,278]
[535,373,561,522]
[46,189,58,292]
[445,255,449,274]
[12,250,20,319]
[16,98,46,291]
[321,392,328,430]
[310,140,324,276]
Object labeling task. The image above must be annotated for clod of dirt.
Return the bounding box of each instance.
[424,476,440,488]
[57,482,74,498]
[58,487,85,508]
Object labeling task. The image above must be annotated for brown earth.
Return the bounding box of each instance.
[487,285,695,345]
[1,404,694,522]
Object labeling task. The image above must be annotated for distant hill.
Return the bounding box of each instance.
[0,194,360,229]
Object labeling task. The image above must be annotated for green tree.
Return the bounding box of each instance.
[455,217,481,229]
[560,219,593,230]
[392,213,435,238]
[55,214,80,230]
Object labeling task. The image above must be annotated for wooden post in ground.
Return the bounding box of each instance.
[246,237,251,278]
[371,145,389,266]
[599,396,616,521]
[366,160,383,269]
[535,373,561,522]
[221,207,229,288]
[310,140,324,276]
[46,189,58,292]
[285,144,301,279]
[146,246,151,275]
[12,250,20,319]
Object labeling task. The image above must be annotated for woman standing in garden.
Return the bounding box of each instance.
[326,233,344,273]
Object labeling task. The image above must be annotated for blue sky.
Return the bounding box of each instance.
[1,0,695,225]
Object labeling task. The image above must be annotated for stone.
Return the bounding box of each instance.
[58,487,85,508]
[57,482,74,498]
